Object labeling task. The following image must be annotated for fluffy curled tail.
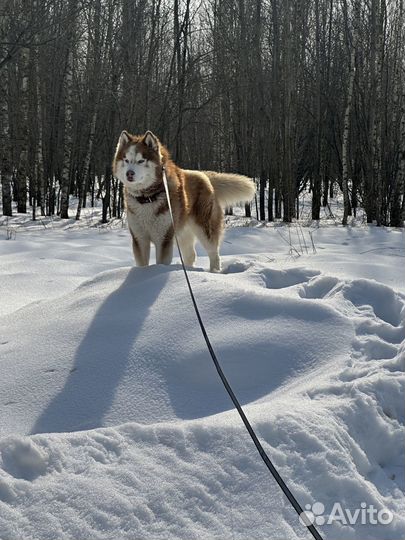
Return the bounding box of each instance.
[204,171,256,208]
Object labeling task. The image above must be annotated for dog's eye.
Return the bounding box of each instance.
[137,159,145,164]
[124,158,129,164]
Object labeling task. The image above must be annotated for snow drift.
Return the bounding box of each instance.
[0,224,404,539]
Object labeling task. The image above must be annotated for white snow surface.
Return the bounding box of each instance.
[0,213,404,540]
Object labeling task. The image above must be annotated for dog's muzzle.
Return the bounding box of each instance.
[126,170,135,182]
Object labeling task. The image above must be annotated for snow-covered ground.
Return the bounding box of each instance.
[0,206,404,540]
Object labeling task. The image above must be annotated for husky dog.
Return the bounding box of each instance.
[112,130,255,272]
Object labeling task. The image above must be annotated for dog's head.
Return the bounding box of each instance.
[113,130,162,191]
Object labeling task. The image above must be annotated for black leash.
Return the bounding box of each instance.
[162,167,324,540]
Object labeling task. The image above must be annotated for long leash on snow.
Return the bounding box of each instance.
[162,166,324,540]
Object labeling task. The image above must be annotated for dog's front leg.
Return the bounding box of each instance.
[156,227,174,265]
[130,231,150,266]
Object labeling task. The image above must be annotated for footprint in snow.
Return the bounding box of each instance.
[299,275,340,299]
[341,279,404,327]
[0,438,49,482]
[221,260,254,274]
[352,336,398,361]
[259,267,320,289]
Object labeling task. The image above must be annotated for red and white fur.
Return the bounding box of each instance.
[113,130,255,272]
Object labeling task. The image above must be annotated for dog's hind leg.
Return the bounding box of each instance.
[207,246,221,273]
[192,225,222,272]
[177,227,196,266]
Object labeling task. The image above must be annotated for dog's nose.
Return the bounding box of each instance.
[126,170,135,181]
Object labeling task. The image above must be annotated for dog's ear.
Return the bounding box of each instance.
[142,131,159,152]
[115,130,132,157]
[115,130,131,154]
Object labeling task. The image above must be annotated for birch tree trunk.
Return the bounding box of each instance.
[372,0,385,225]
[282,0,295,222]
[75,0,101,220]
[341,0,358,225]
[393,93,405,226]
[35,52,45,218]
[76,110,97,220]
[392,71,405,225]
[388,0,404,226]
[15,47,28,213]
[60,47,74,219]
[270,0,281,221]
[0,65,12,216]
[342,46,355,226]
[312,0,322,220]
[60,0,77,219]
